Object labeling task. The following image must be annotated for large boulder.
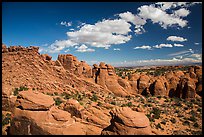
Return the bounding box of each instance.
[101,107,155,135]
[63,99,84,118]
[10,106,87,135]
[15,90,55,110]
[81,106,111,129]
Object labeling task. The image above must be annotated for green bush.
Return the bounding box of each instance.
[182,120,190,126]
[13,88,19,96]
[61,92,71,99]
[73,93,83,101]
[54,92,58,96]
[189,116,196,122]
[90,94,98,102]
[13,86,29,96]
[46,92,53,96]
[197,108,202,113]
[170,118,176,123]
[157,96,162,99]
[2,113,11,127]
[127,102,132,107]
[54,97,63,106]
[193,122,199,128]
[156,123,162,129]
[97,102,102,106]
[152,107,161,119]
[110,101,116,105]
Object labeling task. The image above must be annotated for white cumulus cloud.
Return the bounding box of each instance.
[60,21,72,27]
[138,5,188,29]
[153,44,173,48]
[174,8,190,17]
[134,45,151,50]
[167,36,187,42]
[174,43,184,47]
[118,11,146,34]
[113,48,121,51]
[67,19,132,49]
[76,44,95,52]
[49,40,77,53]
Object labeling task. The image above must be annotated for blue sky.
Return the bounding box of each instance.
[2,2,202,67]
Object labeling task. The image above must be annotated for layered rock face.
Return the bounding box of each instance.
[101,107,155,135]
[2,44,201,103]
[57,54,92,78]
[10,90,103,135]
[2,44,111,111]
[96,63,130,96]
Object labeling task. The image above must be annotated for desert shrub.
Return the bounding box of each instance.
[110,101,116,105]
[191,130,202,135]
[161,119,167,125]
[120,102,132,107]
[97,102,102,106]
[197,108,202,113]
[189,116,196,122]
[157,96,162,99]
[61,92,71,99]
[184,106,188,110]
[182,120,190,126]
[187,102,193,108]
[147,104,152,107]
[2,113,11,126]
[170,118,177,123]
[90,93,98,102]
[190,110,196,116]
[79,102,83,106]
[54,92,58,96]
[193,122,199,128]
[156,123,162,129]
[19,86,29,91]
[54,97,63,106]
[152,107,161,119]
[46,92,53,96]
[73,92,83,101]
[146,114,155,122]
[13,88,19,96]
[175,109,179,113]
[127,102,133,107]
[13,86,29,96]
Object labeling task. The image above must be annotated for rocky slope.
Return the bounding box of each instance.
[2,44,202,135]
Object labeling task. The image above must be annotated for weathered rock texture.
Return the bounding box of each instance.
[101,107,155,135]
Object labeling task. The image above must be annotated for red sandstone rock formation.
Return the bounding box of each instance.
[101,107,155,135]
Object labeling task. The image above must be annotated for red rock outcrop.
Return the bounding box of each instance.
[15,90,55,110]
[137,75,150,95]
[101,107,155,135]
[10,91,102,135]
[41,54,52,61]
